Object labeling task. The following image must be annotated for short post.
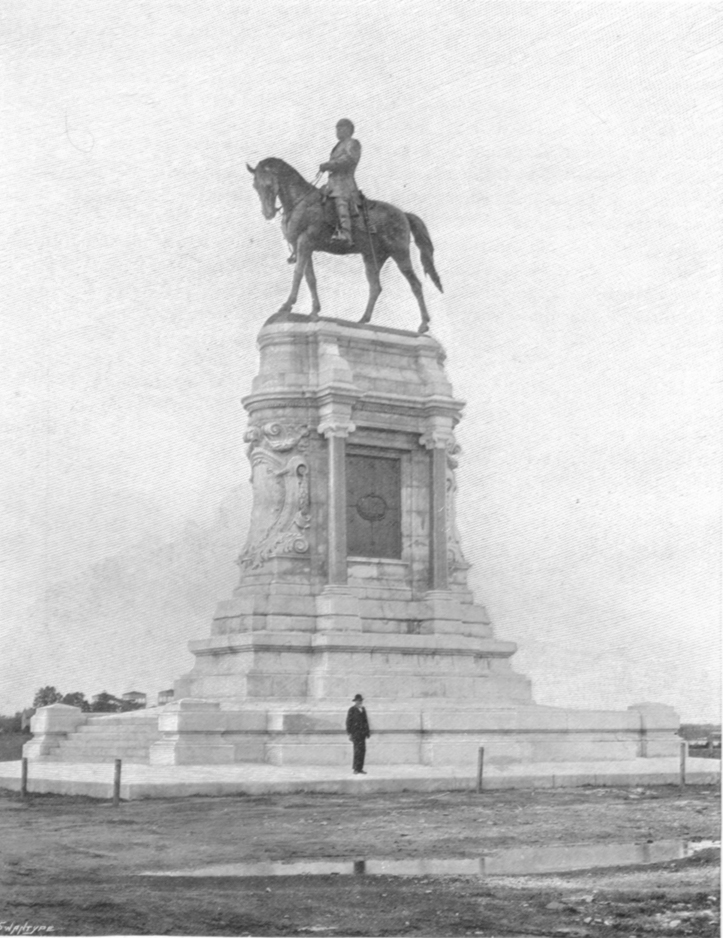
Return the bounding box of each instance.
[20,757,28,798]
[679,741,686,788]
[476,746,485,793]
[113,759,122,807]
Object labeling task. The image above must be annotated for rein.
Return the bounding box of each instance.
[275,170,323,219]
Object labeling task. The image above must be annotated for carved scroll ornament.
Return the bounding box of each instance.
[238,422,311,569]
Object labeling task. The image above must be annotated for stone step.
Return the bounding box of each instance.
[54,747,153,760]
[45,753,150,765]
[83,717,159,727]
[55,736,151,744]
[69,738,158,747]
[61,731,160,743]
[76,726,160,737]
[77,720,159,728]
[85,709,161,726]
[52,744,154,760]
[77,722,158,730]
[56,742,154,754]
[48,714,163,764]
[58,738,155,750]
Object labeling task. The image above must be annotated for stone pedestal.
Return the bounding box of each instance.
[150,315,681,769]
[18,315,680,778]
[172,317,525,708]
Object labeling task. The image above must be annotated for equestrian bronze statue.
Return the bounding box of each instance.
[246,158,443,334]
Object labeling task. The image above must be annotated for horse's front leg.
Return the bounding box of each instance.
[277,241,311,314]
[304,255,321,320]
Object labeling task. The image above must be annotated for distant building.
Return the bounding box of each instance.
[121,691,147,708]
[158,689,174,706]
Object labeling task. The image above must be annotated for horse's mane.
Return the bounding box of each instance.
[257,157,314,190]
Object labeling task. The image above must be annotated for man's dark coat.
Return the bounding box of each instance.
[346,704,370,738]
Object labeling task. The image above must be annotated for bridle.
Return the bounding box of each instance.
[259,170,323,222]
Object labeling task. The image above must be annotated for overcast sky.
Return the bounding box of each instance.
[1,1,720,720]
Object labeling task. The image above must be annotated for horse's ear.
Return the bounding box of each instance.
[246,163,256,175]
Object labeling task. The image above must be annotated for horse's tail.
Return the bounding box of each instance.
[406,213,443,293]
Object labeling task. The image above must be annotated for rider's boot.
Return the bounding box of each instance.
[332,198,353,245]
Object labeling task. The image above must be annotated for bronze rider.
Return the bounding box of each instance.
[319,118,361,245]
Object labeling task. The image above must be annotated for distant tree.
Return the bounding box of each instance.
[90,691,122,713]
[0,712,22,733]
[62,691,90,712]
[32,686,64,708]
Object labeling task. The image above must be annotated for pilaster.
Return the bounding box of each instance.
[420,423,456,592]
[318,409,362,629]
[318,411,355,587]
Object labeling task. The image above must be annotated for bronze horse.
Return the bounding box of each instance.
[247,158,443,333]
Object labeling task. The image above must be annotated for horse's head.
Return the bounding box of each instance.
[247,161,280,220]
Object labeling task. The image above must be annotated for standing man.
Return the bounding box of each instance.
[346,693,371,774]
[319,119,361,245]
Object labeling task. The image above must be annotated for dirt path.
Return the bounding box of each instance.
[0,785,719,936]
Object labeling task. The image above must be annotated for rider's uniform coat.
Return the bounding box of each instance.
[325,137,362,200]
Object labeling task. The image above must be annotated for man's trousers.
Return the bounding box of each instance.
[351,735,366,772]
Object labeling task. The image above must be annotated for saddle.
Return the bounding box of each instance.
[320,185,377,213]
[287,191,376,262]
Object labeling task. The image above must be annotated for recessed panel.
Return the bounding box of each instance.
[346,454,402,558]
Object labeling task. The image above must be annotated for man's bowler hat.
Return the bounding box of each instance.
[353,694,364,702]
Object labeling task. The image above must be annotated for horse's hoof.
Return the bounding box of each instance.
[277,304,293,315]
[418,323,430,334]
[309,311,321,321]
[358,316,371,325]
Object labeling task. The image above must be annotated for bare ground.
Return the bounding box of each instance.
[0,783,719,937]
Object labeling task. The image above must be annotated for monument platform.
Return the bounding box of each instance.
[17,316,692,787]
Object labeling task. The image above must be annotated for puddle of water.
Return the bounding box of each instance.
[142,840,718,878]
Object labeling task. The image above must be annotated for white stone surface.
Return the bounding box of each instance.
[22,704,89,759]
[0,757,718,801]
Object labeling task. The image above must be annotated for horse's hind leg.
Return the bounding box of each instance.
[359,251,386,324]
[305,255,321,319]
[393,250,430,334]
